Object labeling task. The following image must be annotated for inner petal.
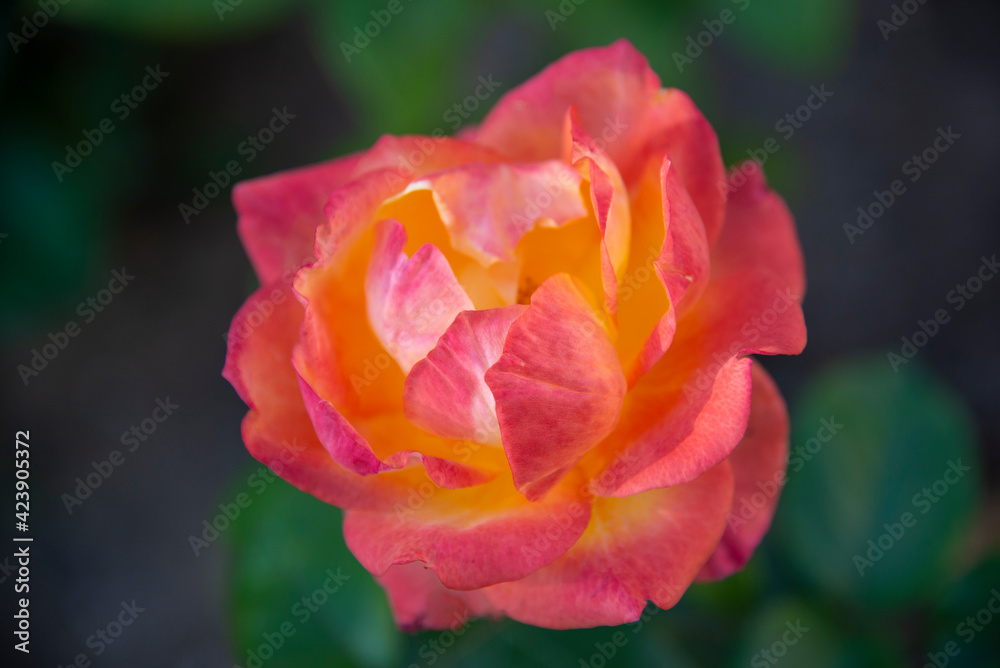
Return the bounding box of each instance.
[514,193,605,312]
[377,190,508,309]
[375,161,600,311]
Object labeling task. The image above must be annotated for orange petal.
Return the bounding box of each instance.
[343,473,592,590]
[484,462,733,629]
[222,279,404,510]
[408,161,587,265]
[294,225,403,418]
[564,109,632,319]
[587,268,805,497]
[295,372,495,489]
[625,155,712,385]
[314,136,505,260]
[365,220,473,373]
[486,275,626,500]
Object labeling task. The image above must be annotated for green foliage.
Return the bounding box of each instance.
[732,598,866,668]
[0,128,109,339]
[721,0,857,73]
[309,0,706,142]
[926,553,1000,668]
[52,0,303,40]
[775,357,981,609]
[400,617,696,668]
[227,478,402,668]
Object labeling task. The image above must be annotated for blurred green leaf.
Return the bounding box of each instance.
[0,127,111,340]
[227,476,402,668]
[311,0,485,137]
[686,548,767,614]
[309,0,714,143]
[716,126,810,208]
[775,356,981,609]
[721,0,856,73]
[730,598,904,668]
[730,598,842,668]
[51,0,301,40]
[926,552,1000,668]
[399,615,696,668]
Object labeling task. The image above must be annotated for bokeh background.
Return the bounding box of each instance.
[2,0,999,666]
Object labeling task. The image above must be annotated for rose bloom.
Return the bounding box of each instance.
[224,40,806,630]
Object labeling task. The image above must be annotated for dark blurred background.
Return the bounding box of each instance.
[1,0,998,666]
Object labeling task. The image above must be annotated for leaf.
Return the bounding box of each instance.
[925,552,1000,668]
[774,356,981,609]
[309,0,711,140]
[398,615,696,668]
[54,0,301,40]
[0,128,109,341]
[310,0,482,137]
[226,475,402,668]
[720,0,857,73]
[730,597,905,668]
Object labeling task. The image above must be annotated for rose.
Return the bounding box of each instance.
[223,40,806,630]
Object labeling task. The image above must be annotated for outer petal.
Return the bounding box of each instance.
[404,306,527,444]
[343,474,592,591]
[621,89,728,245]
[351,134,505,177]
[314,168,404,260]
[587,155,807,496]
[484,462,733,629]
[407,161,587,265]
[588,269,805,497]
[366,219,474,373]
[699,364,789,580]
[486,274,626,500]
[233,153,363,285]
[473,40,660,166]
[710,163,806,298]
[377,563,497,632]
[222,279,401,510]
